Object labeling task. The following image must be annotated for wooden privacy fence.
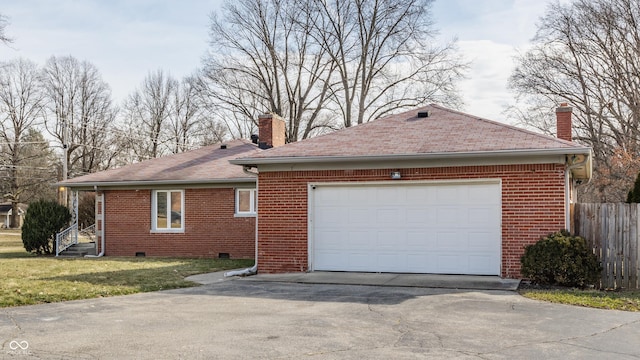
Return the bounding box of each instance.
[573,203,640,289]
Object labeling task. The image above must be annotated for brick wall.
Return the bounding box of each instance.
[257,164,566,278]
[104,188,255,258]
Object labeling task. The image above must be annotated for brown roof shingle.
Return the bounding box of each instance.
[232,104,589,164]
[61,139,260,187]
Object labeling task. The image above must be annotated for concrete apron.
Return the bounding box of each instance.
[239,272,521,291]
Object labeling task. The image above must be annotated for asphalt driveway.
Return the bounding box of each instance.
[1,279,639,359]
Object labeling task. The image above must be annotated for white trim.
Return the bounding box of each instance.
[309,178,502,188]
[235,188,257,217]
[151,189,185,232]
[231,147,591,166]
[255,154,568,172]
[307,178,503,274]
[59,179,256,191]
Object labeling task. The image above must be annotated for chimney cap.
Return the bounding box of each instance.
[556,102,572,112]
[417,111,429,118]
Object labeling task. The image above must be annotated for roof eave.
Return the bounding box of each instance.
[57,177,256,189]
[230,147,593,166]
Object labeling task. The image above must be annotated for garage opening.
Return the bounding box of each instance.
[309,180,501,275]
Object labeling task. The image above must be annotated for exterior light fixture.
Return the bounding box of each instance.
[390,171,401,180]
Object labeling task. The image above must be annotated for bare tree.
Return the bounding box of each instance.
[122,69,177,160]
[196,117,229,146]
[200,0,465,139]
[309,0,465,127]
[0,58,47,226]
[40,55,119,179]
[1,128,58,202]
[200,0,337,142]
[168,76,203,153]
[509,0,640,201]
[0,14,13,45]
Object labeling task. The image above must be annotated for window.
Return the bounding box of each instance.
[236,188,257,216]
[152,190,184,231]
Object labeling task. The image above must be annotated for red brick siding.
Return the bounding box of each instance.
[104,188,255,258]
[257,164,566,278]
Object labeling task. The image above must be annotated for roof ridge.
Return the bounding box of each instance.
[429,104,584,148]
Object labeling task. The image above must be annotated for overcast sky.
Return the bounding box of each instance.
[0,0,560,124]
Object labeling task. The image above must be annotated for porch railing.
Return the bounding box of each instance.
[79,224,96,242]
[55,223,78,256]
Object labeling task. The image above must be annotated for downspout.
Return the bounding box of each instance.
[225,166,259,277]
[85,185,105,258]
[565,155,591,232]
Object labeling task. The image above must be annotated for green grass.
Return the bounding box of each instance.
[0,232,253,307]
[520,288,640,312]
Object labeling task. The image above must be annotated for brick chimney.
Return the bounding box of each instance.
[257,113,286,149]
[556,102,572,142]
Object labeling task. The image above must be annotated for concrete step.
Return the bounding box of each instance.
[59,243,96,257]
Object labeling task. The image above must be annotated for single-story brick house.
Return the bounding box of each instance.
[58,114,286,258]
[231,104,591,278]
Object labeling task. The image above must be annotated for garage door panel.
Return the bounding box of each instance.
[435,231,461,249]
[315,230,342,249]
[346,230,370,248]
[317,188,345,205]
[348,253,374,269]
[378,253,403,271]
[315,206,346,225]
[467,207,495,224]
[436,207,459,224]
[437,254,463,273]
[348,208,370,223]
[405,187,432,202]
[468,231,499,249]
[376,208,400,223]
[468,255,499,274]
[377,231,402,249]
[405,208,433,224]
[406,253,437,272]
[314,251,347,269]
[435,186,460,203]
[406,231,436,248]
[348,188,369,203]
[376,187,402,204]
[312,182,501,275]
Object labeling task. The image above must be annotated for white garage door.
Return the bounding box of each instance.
[310,181,501,275]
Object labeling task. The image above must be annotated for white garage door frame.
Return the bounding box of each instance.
[307,179,502,275]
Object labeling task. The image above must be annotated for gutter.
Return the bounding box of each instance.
[230,147,593,166]
[85,185,105,258]
[565,155,591,232]
[56,177,256,190]
[225,166,259,277]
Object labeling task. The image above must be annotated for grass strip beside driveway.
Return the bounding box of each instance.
[0,233,253,307]
[520,289,640,312]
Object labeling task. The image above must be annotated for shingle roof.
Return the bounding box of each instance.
[61,139,261,187]
[0,203,27,214]
[232,104,590,164]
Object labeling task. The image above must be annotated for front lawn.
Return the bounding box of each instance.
[0,232,253,307]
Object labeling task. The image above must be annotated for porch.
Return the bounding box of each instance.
[55,190,104,257]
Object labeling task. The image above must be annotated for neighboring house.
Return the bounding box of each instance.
[58,117,284,258]
[0,203,27,228]
[231,104,592,278]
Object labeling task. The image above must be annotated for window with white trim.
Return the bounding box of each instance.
[236,188,257,216]
[152,190,184,231]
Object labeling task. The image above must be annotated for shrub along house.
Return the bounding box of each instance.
[57,114,285,259]
[231,104,592,278]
